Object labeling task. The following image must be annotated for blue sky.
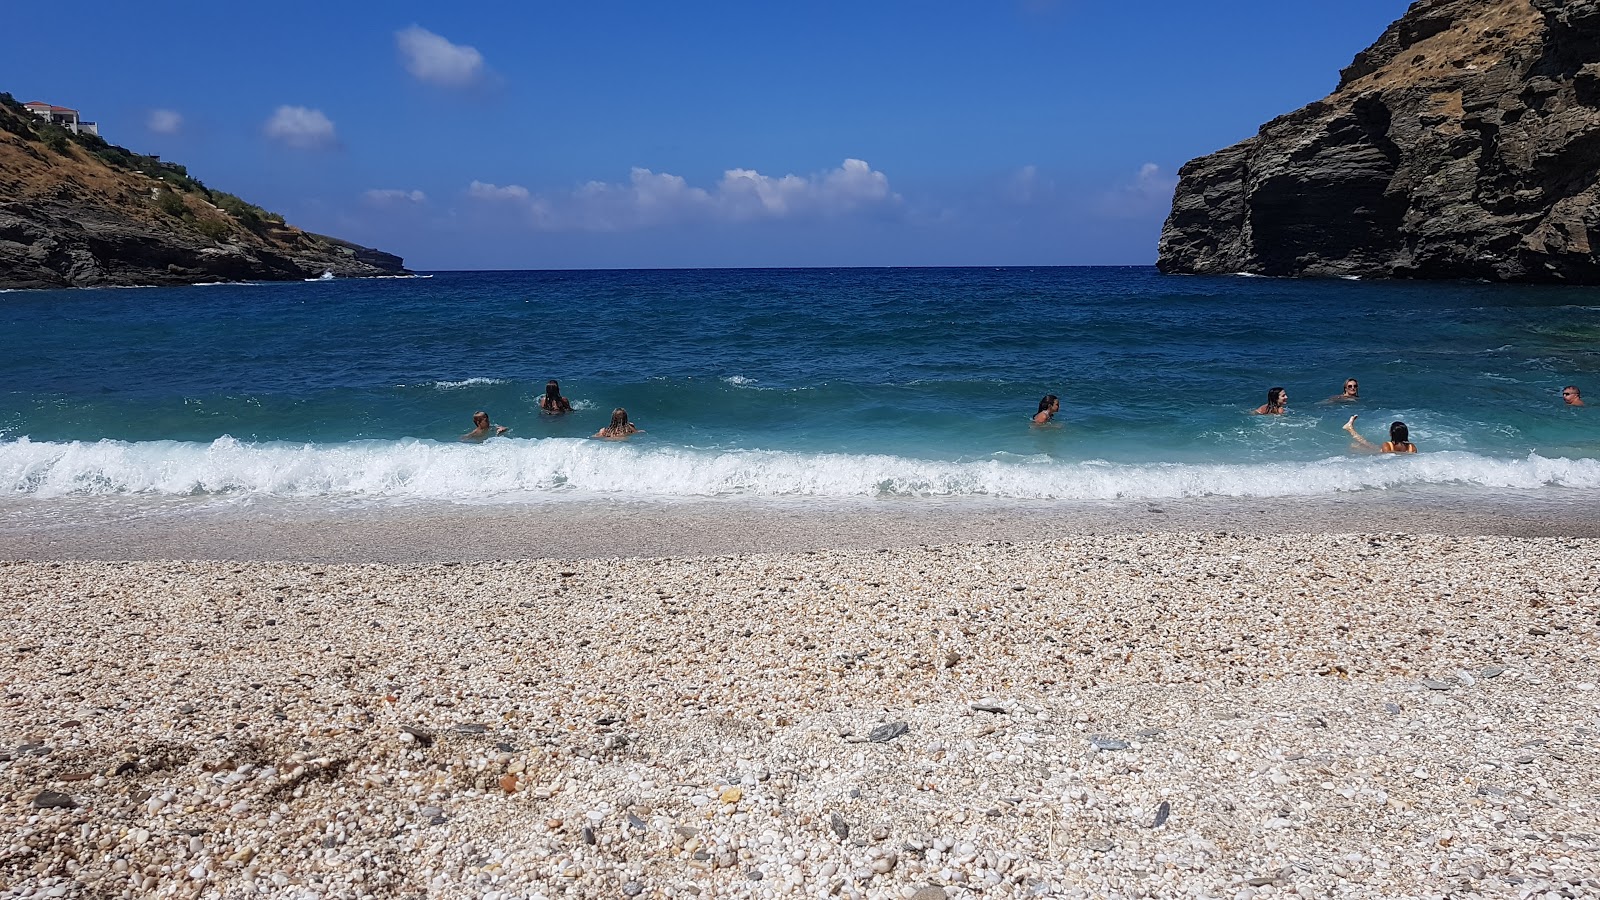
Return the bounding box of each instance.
[5,0,1410,270]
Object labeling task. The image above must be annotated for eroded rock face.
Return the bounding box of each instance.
[1158,0,1600,282]
[0,98,409,289]
[0,201,407,289]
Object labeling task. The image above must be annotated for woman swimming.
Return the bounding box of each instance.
[1254,387,1288,415]
[1032,394,1061,425]
[538,380,573,414]
[1326,379,1359,403]
[594,407,643,439]
[1344,415,1416,453]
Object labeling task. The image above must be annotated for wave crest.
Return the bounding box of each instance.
[3,437,1599,502]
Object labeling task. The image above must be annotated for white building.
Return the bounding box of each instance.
[23,101,99,137]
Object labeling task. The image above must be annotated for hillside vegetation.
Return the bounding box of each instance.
[0,93,406,288]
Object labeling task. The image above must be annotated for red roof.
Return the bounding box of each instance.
[23,102,77,113]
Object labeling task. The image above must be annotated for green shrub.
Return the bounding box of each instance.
[40,125,71,154]
[195,217,232,240]
[155,189,187,217]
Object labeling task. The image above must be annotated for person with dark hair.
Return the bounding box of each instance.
[538,379,573,414]
[1254,387,1288,415]
[1563,385,1585,407]
[461,411,509,442]
[1343,415,1416,453]
[1326,378,1360,403]
[1032,394,1061,425]
[594,407,643,440]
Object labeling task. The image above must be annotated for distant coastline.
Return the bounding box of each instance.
[0,92,408,289]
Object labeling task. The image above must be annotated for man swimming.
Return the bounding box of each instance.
[461,411,509,442]
[1563,385,1585,407]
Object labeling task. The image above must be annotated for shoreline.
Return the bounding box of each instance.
[0,533,1595,897]
[3,490,1600,563]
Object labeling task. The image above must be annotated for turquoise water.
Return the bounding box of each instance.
[1,267,1597,503]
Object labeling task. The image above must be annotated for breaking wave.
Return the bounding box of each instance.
[3,437,1599,503]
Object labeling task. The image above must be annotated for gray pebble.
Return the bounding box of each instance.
[868,722,908,743]
[622,882,643,897]
[1090,735,1130,751]
[1151,800,1171,827]
[830,813,850,839]
[31,790,76,810]
[1422,680,1454,691]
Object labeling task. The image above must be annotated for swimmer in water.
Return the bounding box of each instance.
[1254,387,1288,415]
[1344,415,1416,453]
[1563,385,1585,407]
[538,380,574,414]
[461,411,509,442]
[1032,394,1061,425]
[1326,378,1360,403]
[594,407,643,440]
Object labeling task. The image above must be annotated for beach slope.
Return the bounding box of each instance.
[1,532,1596,897]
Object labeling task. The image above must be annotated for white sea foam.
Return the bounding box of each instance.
[430,378,506,390]
[722,375,758,387]
[3,437,1598,503]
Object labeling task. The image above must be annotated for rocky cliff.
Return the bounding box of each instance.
[0,96,407,289]
[1158,0,1600,282]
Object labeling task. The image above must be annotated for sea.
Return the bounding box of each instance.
[1,268,1597,519]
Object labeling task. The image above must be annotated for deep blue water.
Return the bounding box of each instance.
[2,267,1598,502]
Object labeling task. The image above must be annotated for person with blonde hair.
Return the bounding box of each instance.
[594,407,643,440]
[461,411,508,442]
[1326,378,1360,403]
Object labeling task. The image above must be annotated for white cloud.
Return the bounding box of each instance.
[146,109,183,135]
[1097,162,1178,218]
[466,159,900,231]
[364,188,427,206]
[467,180,530,201]
[264,106,337,150]
[396,25,485,87]
[1005,164,1056,204]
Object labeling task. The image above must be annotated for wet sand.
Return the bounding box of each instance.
[3,491,1600,563]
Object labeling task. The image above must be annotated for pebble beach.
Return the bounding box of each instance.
[2,531,1598,900]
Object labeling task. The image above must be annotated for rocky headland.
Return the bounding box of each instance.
[0,95,407,289]
[1159,0,1600,282]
